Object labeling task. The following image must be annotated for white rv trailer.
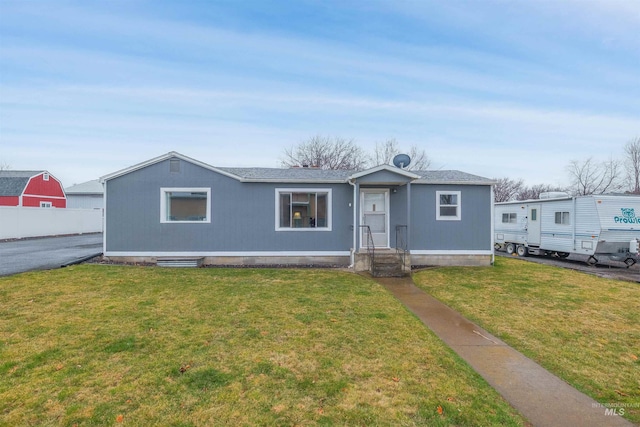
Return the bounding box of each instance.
[494,193,640,266]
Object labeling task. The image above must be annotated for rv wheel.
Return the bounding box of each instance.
[624,258,636,268]
[587,256,598,266]
[506,243,515,255]
[557,252,570,258]
[516,245,528,257]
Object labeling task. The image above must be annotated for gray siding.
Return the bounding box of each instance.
[356,170,413,185]
[389,185,410,246]
[410,184,492,250]
[106,159,353,252]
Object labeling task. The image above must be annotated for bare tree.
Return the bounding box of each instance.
[566,156,624,195]
[370,139,398,167]
[369,139,431,170]
[0,160,10,171]
[493,177,524,202]
[407,145,432,171]
[623,137,640,194]
[281,135,368,170]
[517,183,566,200]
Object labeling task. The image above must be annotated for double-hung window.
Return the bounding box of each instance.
[436,191,461,220]
[276,189,331,230]
[160,188,211,223]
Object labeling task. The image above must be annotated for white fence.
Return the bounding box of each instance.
[0,206,103,240]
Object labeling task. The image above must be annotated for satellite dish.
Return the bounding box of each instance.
[392,154,411,169]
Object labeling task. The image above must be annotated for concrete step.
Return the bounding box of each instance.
[373,254,407,277]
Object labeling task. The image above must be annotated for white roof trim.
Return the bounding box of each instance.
[99,151,243,183]
[348,164,420,180]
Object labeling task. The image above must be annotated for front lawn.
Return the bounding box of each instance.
[413,257,640,424]
[0,266,525,426]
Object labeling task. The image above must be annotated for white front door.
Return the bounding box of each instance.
[361,189,389,248]
[527,204,541,245]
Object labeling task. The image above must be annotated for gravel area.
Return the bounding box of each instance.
[495,251,639,283]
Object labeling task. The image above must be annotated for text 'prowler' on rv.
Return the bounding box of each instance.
[494,193,640,267]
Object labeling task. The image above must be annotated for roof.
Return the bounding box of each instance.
[218,167,353,183]
[496,193,640,205]
[101,151,495,186]
[65,179,103,195]
[413,170,496,185]
[0,170,45,196]
[216,166,494,185]
[348,164,421,181]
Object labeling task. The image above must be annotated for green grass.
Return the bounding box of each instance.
[0,265,525,426]
[413,257,640,424]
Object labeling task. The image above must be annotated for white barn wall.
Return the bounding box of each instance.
[0,206,102,239]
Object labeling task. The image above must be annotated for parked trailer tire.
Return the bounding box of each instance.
[557,252,570,258]
[516,245,528,257]
[506,243,516,255]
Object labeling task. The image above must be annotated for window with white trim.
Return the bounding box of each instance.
[276,189,331,230]
[40,201,52,208]
[502,212,517,223]
[43,173,49,181]
[555,211,570,225]
[160,188,211,223]
[436,191,461,220]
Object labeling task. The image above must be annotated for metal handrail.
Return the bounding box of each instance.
[359,225,375,275]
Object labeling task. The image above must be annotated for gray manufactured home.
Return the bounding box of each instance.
[100,152,496,273]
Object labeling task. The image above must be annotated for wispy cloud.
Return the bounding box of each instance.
[1,1,638,186]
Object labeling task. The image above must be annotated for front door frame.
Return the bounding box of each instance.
[360,188,390,249]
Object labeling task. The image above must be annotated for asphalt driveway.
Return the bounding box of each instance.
[0,234,103,277]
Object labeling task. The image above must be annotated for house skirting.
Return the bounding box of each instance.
[104,250,492,268]
[104,251,351,267]
[410,250,494,267]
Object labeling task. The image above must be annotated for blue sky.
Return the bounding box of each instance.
[1,0,638,187]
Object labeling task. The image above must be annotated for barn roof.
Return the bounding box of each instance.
[0,171,45,196]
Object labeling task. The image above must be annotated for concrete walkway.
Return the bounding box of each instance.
[375,276,634,427]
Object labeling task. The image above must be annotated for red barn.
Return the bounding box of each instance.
[0,171,67,208]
